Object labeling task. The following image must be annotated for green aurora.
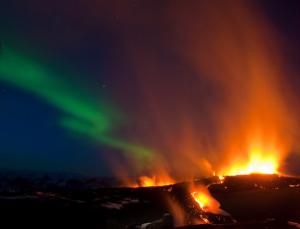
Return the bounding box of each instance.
[0,47,152,161]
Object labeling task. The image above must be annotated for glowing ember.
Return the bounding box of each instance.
[218,175,225,183]
[190,186,222,214]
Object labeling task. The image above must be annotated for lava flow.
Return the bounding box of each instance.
[188,183,234,224]
[191,186,221,214]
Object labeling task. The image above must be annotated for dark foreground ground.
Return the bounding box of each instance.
[0,173,300,228]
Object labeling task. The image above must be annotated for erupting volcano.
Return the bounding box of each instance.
[0,0,300,228]
[100,1,300,227]
[106,0,297,189]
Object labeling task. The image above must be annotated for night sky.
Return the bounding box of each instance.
[1,0,300,176]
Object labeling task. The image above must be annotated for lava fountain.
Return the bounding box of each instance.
[128,175,175,188]
[219,145,280,176]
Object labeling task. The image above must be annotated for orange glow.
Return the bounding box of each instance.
[190,186,222,214]
[138,175,175,187]
[220,144,280,176]
[218,175,225,183]
[126,175,175,187]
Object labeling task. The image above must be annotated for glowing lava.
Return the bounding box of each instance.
[190,186,222,214]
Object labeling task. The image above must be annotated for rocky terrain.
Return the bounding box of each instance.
[0,172,299,228]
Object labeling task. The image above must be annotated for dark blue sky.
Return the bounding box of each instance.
[0,0,118,175]
[1,0,300,176]
[0,83,111,175]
